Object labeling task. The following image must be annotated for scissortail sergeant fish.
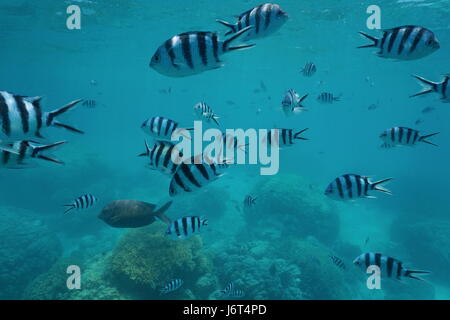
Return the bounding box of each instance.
[0,91,83,142]
[325,174,393,200]
[150,27,255,77]
[353,253,431,281]
[226,289,245,298]
[244,195,257,207]
[380,127,439,148]
[221,282,235,295]
[410,74,450,103]
[165,216,208,239]
[160,279,183,294]
[330,255,346,270]
[64,194,98,214]
[141,116,192,141]
[317,92,340,104]
[168,157,229,197]
[138,140,183,176]
[263,128,309,147]
[301,62,317,77]
[282,90,308,116]
[193,102,220,126]
[216,3,288,41]
[0,140,66,169]
[358,25,440,60]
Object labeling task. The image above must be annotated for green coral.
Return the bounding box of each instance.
[108,222,210,298]
[244,174,340,244]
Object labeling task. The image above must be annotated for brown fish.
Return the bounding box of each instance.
[98,200,172,228]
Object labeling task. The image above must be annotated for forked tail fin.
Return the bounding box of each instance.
[32,141,67,164]
[404,269,431,281]
[357,31,379,48]
[216,19,237,36]
[370,177,393,195]
[222,26,255,52]
[419,132,439,146]
[410,75,439,98]
[294,128,309,140]
[154,201,173,225]
[138,140,151,157]
[47,99,84,134]
[63,204,75,214]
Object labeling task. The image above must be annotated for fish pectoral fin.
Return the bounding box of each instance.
[364,195,377,199]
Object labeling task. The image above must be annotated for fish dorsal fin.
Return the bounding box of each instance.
[22,96,42,104]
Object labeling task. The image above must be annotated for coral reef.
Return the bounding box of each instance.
[390,217,450,286]
[108,222,213,299]
[0,207,62,300]
[241,174,340,244]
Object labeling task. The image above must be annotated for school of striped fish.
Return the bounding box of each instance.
[3,2,447,297]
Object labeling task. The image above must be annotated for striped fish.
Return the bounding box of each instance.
[82,100,96,108]
[217,3,288,41]
[358,25,440,60]
[216,132,248,159]
[141,116,192,141]
[64,194,98,214]
[325,174,393,201]
[353,252,431,281]
[227,289,245,298]
[330,255,346,270]
[0,140,66,169]
[301,62,317,77]
[380,127,439,148]
[165,216,208,239]
[193,102,220,126]
[168,157,229,197]
[221,282,235,295]
[160,279,183,294]
[281,89,308,116]
[0,91,83,142]
[244,195,257,208]
[264,128,309,148]
[138,140,183,175]
[410,75,450,103]
[150,27,255,77]
[317,92,340,104]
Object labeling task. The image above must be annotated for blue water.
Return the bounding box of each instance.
[0,0,449,300]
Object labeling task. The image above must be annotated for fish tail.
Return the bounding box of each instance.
[31,141,66,164]
[298,94,309,104]
[404,269,431,281]
[216,19,236,36]
[294,128,309,140]
[419,132,439,146]
[410,75,439,98]
[138,140,151,157]
[371,177,393,195]
[155,201,173,225]
[357,31,379,48]
[223,26,255,52]
[212,115,220,126]
[63,205,75,214]
[47,99,84,134]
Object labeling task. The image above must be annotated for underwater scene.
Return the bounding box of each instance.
[0,0,449,301]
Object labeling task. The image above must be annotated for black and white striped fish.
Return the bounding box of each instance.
[0,91,83,142]
[138,140,183,175]
[193,102,220,125]
[264,128,309,148]
[325,174,392,201]
[358,25,440,60]
[150,27,255,77]
[82,100,96,109]
[410,74,450,103]
[353,252,431,281]
[380,127,439,148]
[168,157,229,197]
[64,194,98,214]
[165,216,208,239]
[317,92,340,104]
[330,255,346,270]
[301,62,317,77]
[217,3,288,41]
[227,289,245,298]
[160,279,183,294]
[244,195,257,207]
[0,140,66,169]
[141,116,192,141]
[281,90,308,116]
[219,132,248,154]
[221,282,235,296]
